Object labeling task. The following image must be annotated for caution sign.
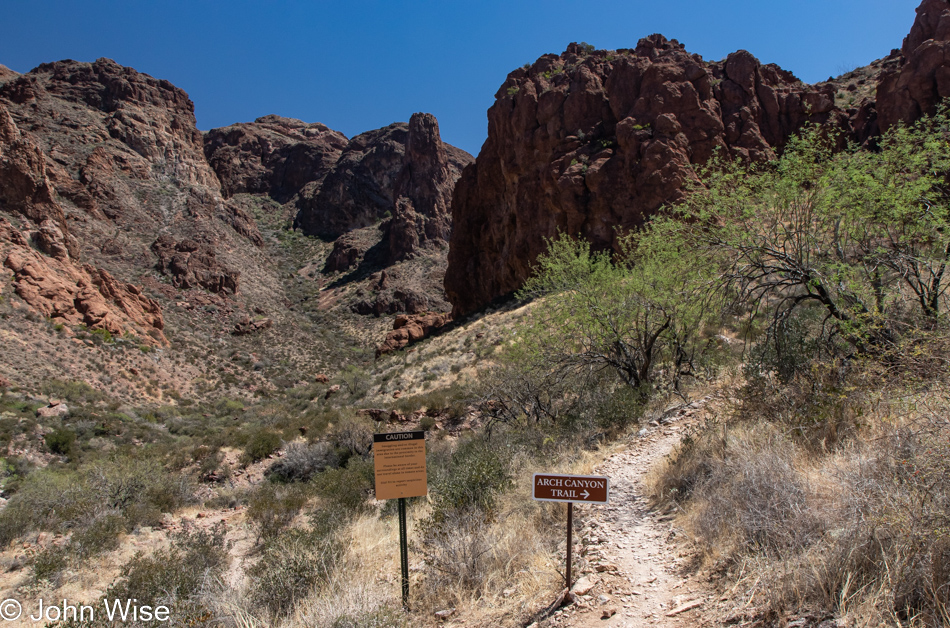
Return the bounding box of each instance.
[533,473,610,504]
[373,431,428,500]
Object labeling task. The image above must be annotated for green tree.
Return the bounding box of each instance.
[498,223,724,426]
[679,111,950,357]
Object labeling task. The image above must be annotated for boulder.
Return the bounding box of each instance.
[376,312,452,357]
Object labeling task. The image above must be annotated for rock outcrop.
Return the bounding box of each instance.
[386,113,463,262]
[877,0,950,130]
[376,312,452,357]
[151,234,239,295]
[0,57,262,266]
[0,104,76,256]
[445,38,850,316]
[1,218,166,344]
[204,115,348,202]
[294,123,411,240]
[293,117,472,244]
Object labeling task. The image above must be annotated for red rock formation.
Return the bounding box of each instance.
[293,118,472,242]
[0,104,77,256]
[204,115,348,202]
[877,0,950,130]
[232,315,273,336]
[445,38,848,316]
[386,113,463,262]
[0,57,262,259]
[375,312,452,357]
[151,235,239,295]
[1,219,166,344]
[294,123,410,239]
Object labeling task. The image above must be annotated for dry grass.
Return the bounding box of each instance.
[649,371,950,626]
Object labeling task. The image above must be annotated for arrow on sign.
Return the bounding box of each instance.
[581,490,589,499]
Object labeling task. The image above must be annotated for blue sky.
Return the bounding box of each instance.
[0,0,922,155]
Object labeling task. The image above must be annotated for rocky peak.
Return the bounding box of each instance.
[204,115,349,202]
[1,58,217,190]
[0,65,17,83]
[293,123,409,240]
[293,115,472,246]
[386,112,460,263]
[902,0,950,56]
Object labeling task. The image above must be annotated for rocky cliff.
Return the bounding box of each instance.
[877,0,950,130]
[0,58,258,298]
[446,0,950,317]
[444,37,851,316]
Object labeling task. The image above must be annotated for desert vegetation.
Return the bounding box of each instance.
[638,110,950,625]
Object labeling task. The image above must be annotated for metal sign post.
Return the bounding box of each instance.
[398,497,409,607]
[533,473,610,591]
[374,431,428,610]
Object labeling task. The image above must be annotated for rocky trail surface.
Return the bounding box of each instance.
[534,397,718,628]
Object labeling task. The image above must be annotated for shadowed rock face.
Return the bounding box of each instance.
[877,0,950,130]
[293,123,411,240]
[204,115,349,203]
[292,116,472,245]
[387,112,468,263]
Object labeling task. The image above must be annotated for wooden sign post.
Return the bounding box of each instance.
[374,431,428,609]
[533,473,610,591]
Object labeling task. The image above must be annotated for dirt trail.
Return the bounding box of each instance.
[536,397,716,628]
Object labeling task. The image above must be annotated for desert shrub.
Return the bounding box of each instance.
[327,415,374,465]
[31,544,69,584]
[417,505,498,597]
[215,397,245,416]
[108,522,229,620]
[242,429,281,465]
[328,607,409,628]
[0,457,191,545]
[246,483,308,541]
[249,526,342,618]
[267,441,338,483]
[312,458,374,516]
[44,428,76,456]
[69,512,125,558]
[651,375,950,623]
[393,384,470,422]
[687,431,822,556]
[422,435,513,530]
[341,364,371,398]
[41,379,107,404]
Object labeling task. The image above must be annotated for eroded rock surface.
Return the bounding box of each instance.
[204,115,348,202]
[878,0,950,130]
[445,38,849,316]
[376,312,452,357]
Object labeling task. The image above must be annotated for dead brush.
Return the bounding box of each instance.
[651,373,950,625]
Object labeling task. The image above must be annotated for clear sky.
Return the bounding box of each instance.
[0,0,923,156]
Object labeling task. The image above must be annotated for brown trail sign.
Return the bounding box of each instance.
[533,473,609,504]
[373,430,428,610]
[374,431,427,500]
[533,473,610,594]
